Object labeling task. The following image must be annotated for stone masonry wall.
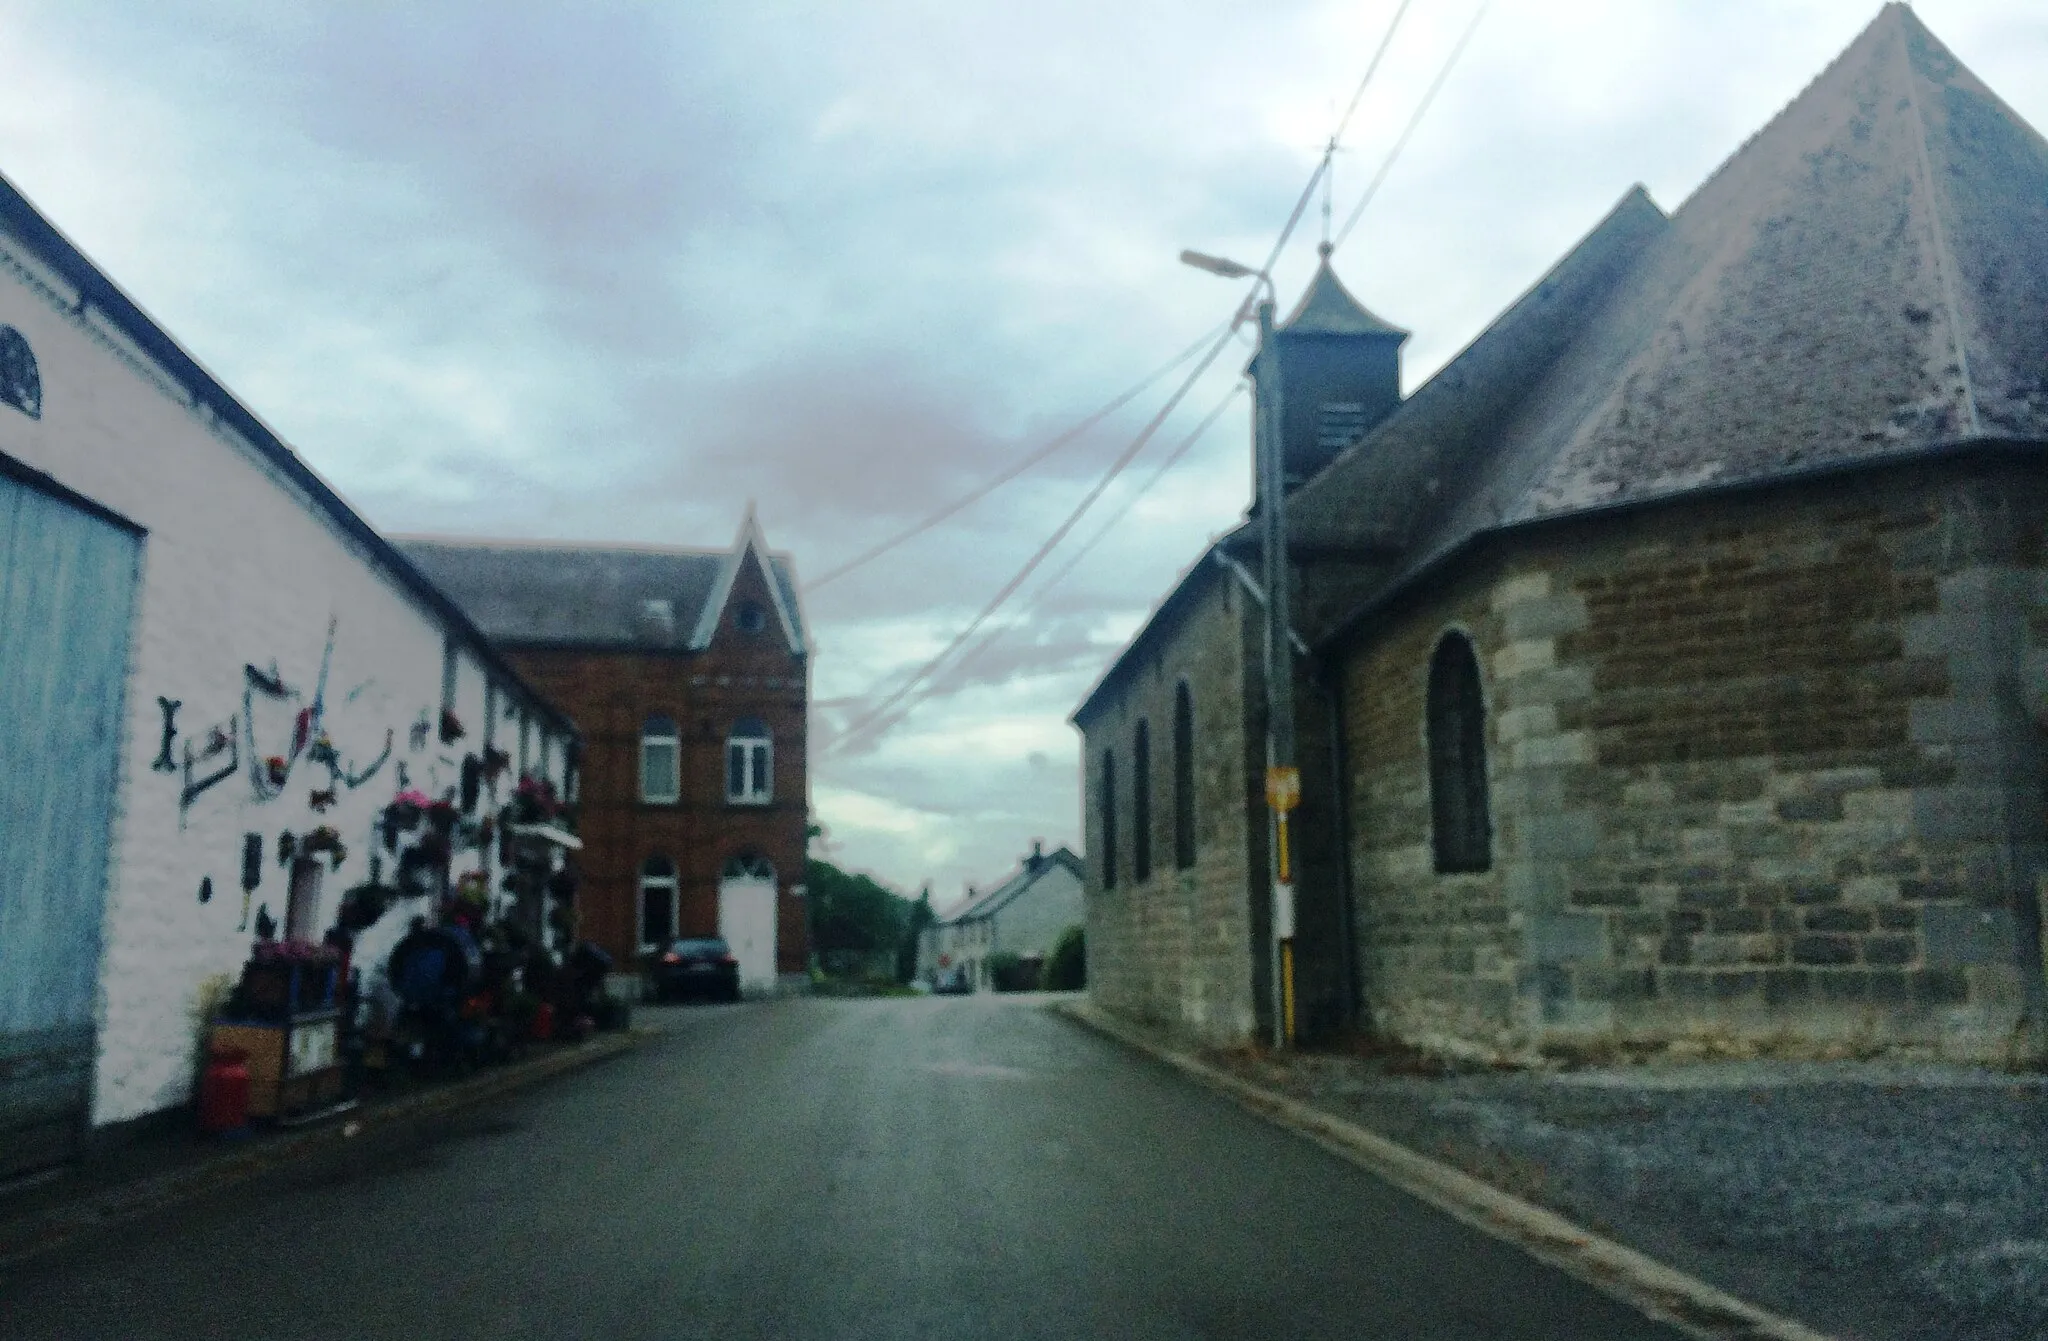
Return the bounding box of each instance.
[1338,460,2048,1063]
[1079,570,1261,1045]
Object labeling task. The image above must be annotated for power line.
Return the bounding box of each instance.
[802,322,1229,592]
[826,326,1243,757]
[930,382,1248,701]
[823,3,1422,753]
[1332,0,1492,250]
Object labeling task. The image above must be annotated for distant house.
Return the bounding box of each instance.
[1076,4,2048,1064]
[921,843,1084,990]
[0,169,576,1177]
[399,512,812,997]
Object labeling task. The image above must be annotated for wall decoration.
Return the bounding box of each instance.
[395,761,410,790]
[460,755,481,813]
[481,746,511,783]
[241,833,263,893]
[253,903,277,941]
[439,708,466,744]
[409,712,431,752]
[338,729,393,790]
[152,697,182,773]
[180,713,240,821]
[198,876,213,905]
[245,662,287,697]
[307,732,338,768]
[244,663,304,803]
[309,788,337,812]
[277,831,297,868]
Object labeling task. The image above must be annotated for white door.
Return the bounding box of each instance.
[717,855,777,996]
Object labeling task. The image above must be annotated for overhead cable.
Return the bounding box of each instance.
[1332,0,1492,250]
[803,322,1229,592]
[825,326,1243,756]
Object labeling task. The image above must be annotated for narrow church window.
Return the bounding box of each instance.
[640,856,678,949]
[1173,682,1196,870]
[727,717,772,804]
[1427,632,1492,873]
[1132,720,1153,882]
[641,714,680,804]
[0,325,41,418]
[1099,749,1118,891]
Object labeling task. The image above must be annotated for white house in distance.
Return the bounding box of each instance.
[920,843,1084,990]
[0,170,577,1178]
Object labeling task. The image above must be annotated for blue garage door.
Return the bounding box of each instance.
[0,465,140,1179]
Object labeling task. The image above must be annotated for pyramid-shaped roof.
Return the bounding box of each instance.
[1279,246,1409,339]
[1290,3,2048,566]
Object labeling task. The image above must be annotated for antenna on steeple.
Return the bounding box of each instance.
[1320,139,1336,249]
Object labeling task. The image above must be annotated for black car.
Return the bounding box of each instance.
[652,937,741,1002]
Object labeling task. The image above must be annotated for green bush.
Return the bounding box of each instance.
[1042,925,1085,991]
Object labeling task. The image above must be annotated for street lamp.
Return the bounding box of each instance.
[1182,247,1299,1050]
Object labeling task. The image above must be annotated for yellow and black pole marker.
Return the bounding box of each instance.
[1269,766,1300,1047]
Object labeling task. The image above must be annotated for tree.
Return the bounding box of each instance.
[1043,924,1085,991]
[805,857,911,961]
[897,885,935,984]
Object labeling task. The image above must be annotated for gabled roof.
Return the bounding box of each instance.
[687,504,808,655]
[1280,246,1409,339]
[395,520,807,655]
[937,846,1084,926]
[1303,4,2046,568]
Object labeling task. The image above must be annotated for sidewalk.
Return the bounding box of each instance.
[0,1029,643,1270]
[1057,998,2048,1341]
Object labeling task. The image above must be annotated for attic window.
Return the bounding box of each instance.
[736,601,767,634]
[0,326,41,419]
[640,598,676,639]
[1316,402,1368,454]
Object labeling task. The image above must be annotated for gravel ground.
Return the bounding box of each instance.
[1212,1049,2048,1341]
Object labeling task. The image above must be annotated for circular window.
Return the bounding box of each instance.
[736,601,767,634]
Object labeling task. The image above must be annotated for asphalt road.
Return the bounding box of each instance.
[0,995,1684,1340]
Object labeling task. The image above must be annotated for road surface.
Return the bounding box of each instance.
[0,994,1682,1339]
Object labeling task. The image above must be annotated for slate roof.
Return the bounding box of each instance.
[1280,248,1409,339]
[394,530,807,654]
[938,846,1084,925]
[1292,4,2048,570]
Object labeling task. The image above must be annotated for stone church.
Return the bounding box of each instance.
[1074,4,2048,1063]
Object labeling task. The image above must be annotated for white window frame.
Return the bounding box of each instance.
[640,858,679,951]
[725,719,772,805]
[642,715,681,805]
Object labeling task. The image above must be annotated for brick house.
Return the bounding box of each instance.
[1076,4,2048,1063]
[399,512,811,995]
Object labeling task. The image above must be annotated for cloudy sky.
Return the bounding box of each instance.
[4,0,2043,902]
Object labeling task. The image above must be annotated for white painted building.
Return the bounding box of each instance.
[0,172,576,1173]
[919,843,1084,991]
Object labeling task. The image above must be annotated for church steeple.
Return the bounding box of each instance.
[1252,245,1408,498]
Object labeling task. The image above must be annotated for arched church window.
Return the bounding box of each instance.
[1173,682,1197,870]
[1099,749,1118,891]
[1427,632,1492,873]
[1132,719,1153,882]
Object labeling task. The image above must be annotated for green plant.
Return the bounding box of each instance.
[1043,924,1085,991]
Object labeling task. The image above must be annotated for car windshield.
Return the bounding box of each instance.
[670,939,729,956]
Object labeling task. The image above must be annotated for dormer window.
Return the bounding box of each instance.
[736,601,767,634]
[639,598,676,640]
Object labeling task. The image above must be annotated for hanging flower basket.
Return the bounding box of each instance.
[264,755,289,788]
[426,798,460,834]
[481,746,512,781]
[454,869,490,907]
[439,708,466,744]
[300,825,348,870]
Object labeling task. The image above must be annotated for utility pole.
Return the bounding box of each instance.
[1254,297,1299,1050]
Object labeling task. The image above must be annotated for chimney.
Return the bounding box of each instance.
[1029,838,1044,872]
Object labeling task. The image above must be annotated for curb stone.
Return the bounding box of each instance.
[1051,1000,1833,1341]
[0,1029,646,1271]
